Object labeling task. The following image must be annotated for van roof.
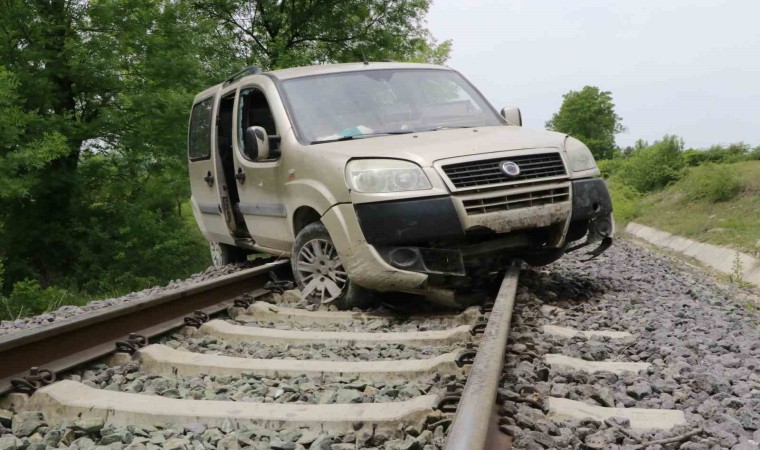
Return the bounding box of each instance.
[267,61,450,80]
[193,62,452,103]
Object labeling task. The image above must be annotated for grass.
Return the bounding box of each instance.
[634,160,760,256]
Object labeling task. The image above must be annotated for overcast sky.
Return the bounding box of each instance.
[426,0,760,149]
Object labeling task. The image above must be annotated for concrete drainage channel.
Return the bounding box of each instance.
[0,244,756,450]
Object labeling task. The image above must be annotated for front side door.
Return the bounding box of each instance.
[187,94,236,245]
[231,84,291,252]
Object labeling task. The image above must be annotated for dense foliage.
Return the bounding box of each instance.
[545,86,625,160]
[601,137,759,229]
[192,0,451,68]
[0,0,449,320]
[682,143,760,167]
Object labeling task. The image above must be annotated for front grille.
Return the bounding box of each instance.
[462,186,570,215]
[442,152,566,189]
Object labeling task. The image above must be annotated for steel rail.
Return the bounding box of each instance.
[444,266,520,450]
[0,260,288,395]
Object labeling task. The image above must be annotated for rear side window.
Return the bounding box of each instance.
[188,97,215,160]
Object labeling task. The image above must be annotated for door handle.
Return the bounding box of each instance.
[235,168,246,184]
[204,171,214,187]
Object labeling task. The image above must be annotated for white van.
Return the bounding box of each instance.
[188,62,614,308]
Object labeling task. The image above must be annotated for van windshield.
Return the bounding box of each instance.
[280,69,504,144]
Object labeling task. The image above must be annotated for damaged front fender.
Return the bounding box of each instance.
[566,214,615,260]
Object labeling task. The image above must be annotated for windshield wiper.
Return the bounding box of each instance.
[426,125,476,132]
[310,130,414,145]
[310,135,355,144]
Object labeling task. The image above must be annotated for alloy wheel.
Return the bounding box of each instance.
[295,238,347,303]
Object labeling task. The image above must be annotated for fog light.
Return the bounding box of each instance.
[592,217,612,237]
[389,248,419,269]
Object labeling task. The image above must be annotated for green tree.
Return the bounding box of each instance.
[545,86,625,160]
[191,0,451,69]
[0,0,118,285]
[0,65,71,286]
[0,67,70,202]
[0,0,231,292]
[0,0,449,311]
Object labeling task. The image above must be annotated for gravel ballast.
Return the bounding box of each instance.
[498,239,759,450]
[159,335,460,362]
[0,410,448,450]
[228,317,462,333]
[62,363,453,405]
[2,237,758,450]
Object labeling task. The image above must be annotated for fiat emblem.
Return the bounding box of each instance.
[501,161,521,177]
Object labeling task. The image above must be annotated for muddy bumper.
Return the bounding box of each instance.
[353,194,569,276]
[351,178,614,276]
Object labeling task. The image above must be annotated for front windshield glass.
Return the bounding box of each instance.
[280,69,504,144]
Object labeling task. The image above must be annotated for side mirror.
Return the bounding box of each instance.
[500,107,522,126]
[243,126,270,160]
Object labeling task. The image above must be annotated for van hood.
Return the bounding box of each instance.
[312,126,568,167]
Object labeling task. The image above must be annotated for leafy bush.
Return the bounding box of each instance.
[682,143,751,167]
[597,158,624,179]
[1,277,74,321]
[681,150,706,167]
[607,180,642,224]
[747,146,760,161]
[66,155,211,295]
[616,135,685,193]
[677,163,743,203]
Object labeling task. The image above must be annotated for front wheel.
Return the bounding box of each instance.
[291,222,370,310]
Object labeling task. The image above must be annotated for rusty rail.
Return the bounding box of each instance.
[0,260,287,395]
[444,266,520,450]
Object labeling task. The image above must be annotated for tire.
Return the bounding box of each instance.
[291,222,370,310]
[521,249,565,267]
[209,242,249,268]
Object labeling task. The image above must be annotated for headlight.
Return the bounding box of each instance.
[346,159,432,193]
[565,137,597,172]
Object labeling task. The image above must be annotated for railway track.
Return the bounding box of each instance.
[0,253,748,449]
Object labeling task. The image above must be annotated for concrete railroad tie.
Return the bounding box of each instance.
[199,319,473,346]
[544,354,651,375]
[546,397,687,430]
[244,301,482,327]
[26,380,439,433]
[136,344,465,380]
[542,325,632,339]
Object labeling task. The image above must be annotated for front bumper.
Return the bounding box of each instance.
[324,178,613,290]
[353,197,465,245]
[570,178,613,222]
